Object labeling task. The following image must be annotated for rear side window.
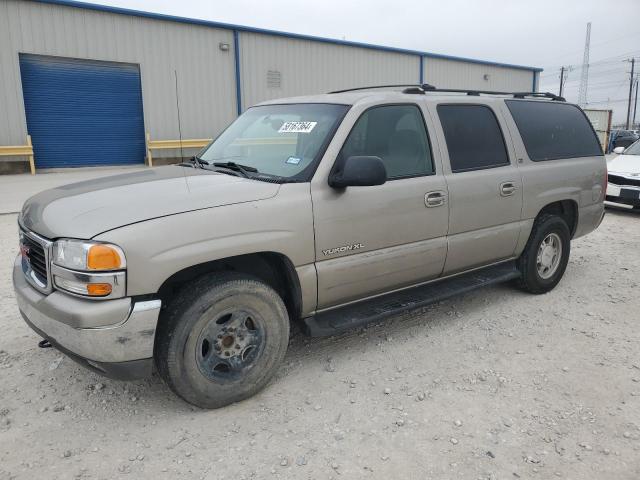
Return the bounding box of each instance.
[505,100,602,161]
[437,104,510,173]
[339,104,434,179]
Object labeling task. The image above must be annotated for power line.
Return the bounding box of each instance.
[538,31,640,65]
[541,50,640,74]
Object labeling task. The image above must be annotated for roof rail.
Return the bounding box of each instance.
[328,84,565,101]
[408,85,565,101]
[328,84,437,94]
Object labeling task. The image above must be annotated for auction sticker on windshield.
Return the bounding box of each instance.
[278,121,317,133]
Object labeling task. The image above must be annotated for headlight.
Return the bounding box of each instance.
[53,239,126,271]
[51,239,126,299]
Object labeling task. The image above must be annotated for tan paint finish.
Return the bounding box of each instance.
[424,99,524,273]
[497,100,607,243]
[310,100,449,308]
[18,90,607,323]
[94,182,317,306]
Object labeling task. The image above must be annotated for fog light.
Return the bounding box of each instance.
[54,276,113,297]
[86,283,113,296]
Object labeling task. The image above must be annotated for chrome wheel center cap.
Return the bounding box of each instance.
[540,245,555,267]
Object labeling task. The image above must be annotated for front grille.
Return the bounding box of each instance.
[22,234,48,283]
[19,228,52,293]
[608,174,640,188]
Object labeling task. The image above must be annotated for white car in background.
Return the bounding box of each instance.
[606,141,640,209]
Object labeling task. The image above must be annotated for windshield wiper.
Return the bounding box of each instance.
[193,155,209,167]
[212,161,258,178]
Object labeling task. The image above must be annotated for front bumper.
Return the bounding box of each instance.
[13,256,161,379]
[606,183,640,207]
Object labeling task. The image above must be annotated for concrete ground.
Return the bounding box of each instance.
[0,167,639,480]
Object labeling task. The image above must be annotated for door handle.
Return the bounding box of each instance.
[500,182,517,196]
[425,191,446,207]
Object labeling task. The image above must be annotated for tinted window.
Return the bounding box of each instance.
[437,104,510,173]
[339,105,434,179]
[505,100,602,161]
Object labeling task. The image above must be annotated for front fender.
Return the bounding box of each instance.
[93,184,315,297]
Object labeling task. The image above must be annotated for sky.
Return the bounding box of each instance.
[87,0,639,125]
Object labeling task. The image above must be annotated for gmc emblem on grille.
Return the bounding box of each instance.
[20,243,30,259]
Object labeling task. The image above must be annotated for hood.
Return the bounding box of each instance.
[608,154,640,175]
[20,166,280,239]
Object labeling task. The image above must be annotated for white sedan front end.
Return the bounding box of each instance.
[606,142,640,209]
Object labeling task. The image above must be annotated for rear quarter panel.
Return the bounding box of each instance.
[497,101,606,252]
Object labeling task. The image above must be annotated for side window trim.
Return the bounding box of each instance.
[334,102,437,181]
[436,103,512,174]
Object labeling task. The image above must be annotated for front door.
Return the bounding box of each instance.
[431,102,523,274]
[311,103,449,310]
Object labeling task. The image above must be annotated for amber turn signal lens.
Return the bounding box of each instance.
[87,245,122,270]
[86,283,113,296]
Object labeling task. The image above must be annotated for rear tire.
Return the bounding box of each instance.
[516,214,571,294]
[155,272,290,409]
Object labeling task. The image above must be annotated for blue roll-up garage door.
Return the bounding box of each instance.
[19,54,145,168]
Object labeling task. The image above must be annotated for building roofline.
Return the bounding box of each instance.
[28,0,544,73]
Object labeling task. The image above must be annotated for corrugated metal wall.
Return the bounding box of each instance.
[423,57,535,92]
[0,0,237,151]
[238,32,420,109]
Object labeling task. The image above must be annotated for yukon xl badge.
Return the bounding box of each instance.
[322,243,364,256]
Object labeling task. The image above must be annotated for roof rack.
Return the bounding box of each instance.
[414,85,565,101]
[328,84,565,101]
[328,84,437,94]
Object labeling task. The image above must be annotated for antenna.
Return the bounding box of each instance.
[577,22,591,106]
[174,70,184,161]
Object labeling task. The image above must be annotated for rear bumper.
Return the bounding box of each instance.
[13,255,160,379]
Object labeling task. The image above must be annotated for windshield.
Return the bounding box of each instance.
[199,103,349,181]
[624,140,640,155]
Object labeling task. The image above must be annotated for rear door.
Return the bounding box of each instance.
[430,101,523,274]
[311,103,449,309]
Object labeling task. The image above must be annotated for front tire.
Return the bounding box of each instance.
[516,214,571,294]
[155,272,290,409]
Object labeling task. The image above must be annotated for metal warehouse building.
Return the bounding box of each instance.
[0,0,542,172]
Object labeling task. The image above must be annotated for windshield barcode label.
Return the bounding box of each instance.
[278,121,317,133]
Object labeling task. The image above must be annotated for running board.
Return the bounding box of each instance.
[301,261,520,337]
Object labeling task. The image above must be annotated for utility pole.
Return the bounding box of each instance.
[559,66,565,97]
[578,22,591,106]
[633,76,638,129]
[627,58,635,129]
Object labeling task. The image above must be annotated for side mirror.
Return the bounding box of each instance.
[328,156,387,188]
[613,146,625,154]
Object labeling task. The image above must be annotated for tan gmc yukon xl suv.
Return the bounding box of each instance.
[13,86,606,408]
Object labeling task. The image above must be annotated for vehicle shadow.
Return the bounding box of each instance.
[28,281,521,413]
